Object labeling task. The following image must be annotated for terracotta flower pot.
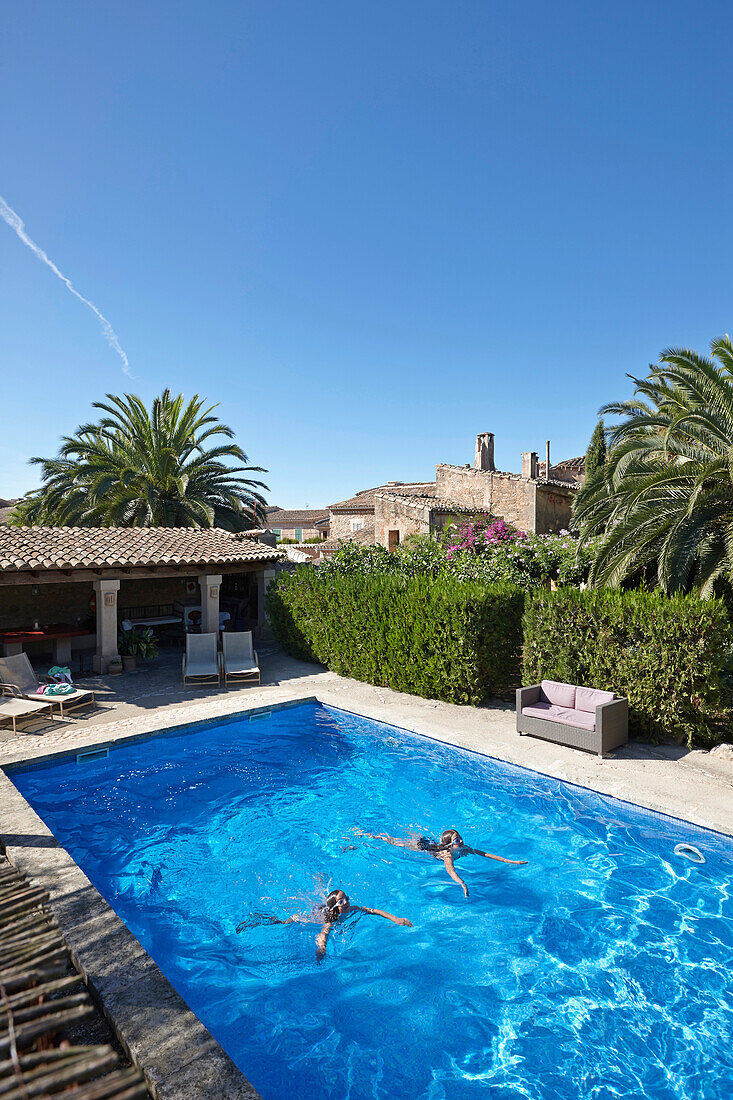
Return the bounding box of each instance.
[122,655,137,672]
[108,659,123,676]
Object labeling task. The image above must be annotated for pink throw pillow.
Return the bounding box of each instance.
[575,686,615,713]
[540,679,576,708]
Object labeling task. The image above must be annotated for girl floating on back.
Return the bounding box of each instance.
[357,828,527,898]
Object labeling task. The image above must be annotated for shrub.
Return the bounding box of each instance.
[267,569,525,704]
[522,588,732,746]
[319,531,598,591]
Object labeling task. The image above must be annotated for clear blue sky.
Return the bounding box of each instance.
[2,2,731,508]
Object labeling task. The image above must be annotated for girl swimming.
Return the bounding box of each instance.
[237,888,412,959]
[357,827,527,898]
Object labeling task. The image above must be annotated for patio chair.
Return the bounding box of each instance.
[182,632,221,686]
[0,683,55,734]
[0,653,95,718]
[221,631,260,687]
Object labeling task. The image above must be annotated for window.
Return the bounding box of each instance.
[351,520,364,532]
[388,530,400,551]
[271,529,281,537]
[295,529,303,542]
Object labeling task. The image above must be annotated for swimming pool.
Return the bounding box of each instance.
[8,701,733,1100]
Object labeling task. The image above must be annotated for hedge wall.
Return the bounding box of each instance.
[522,588,731,746]
[266,569,525,705]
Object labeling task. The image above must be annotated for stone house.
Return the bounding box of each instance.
[328,483,437,541]
[373,433,585,550]
[265,507,329,542]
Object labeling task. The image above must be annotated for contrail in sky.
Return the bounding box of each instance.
[0,194,132,377]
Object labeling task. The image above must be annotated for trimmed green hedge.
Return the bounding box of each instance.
[522,588,731,746]
[266,569,525,705]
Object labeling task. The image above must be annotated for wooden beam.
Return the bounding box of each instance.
[0,562,272,586]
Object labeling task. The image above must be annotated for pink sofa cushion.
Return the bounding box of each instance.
[575,686,615,713]
[540,679,576,708]
[552,706,596,731]
[523,702,596,732]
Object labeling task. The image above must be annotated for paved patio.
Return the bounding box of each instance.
[2,645,732,836]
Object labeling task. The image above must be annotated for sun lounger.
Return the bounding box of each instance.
[221,631,260,687]
[182,632,221,686]
[0,683,54,734]
[0,653,95,718]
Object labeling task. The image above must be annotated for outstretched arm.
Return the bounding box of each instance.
[236,912,304,933]
[355,830,415,849]
[316,922,332,959]
[443,853,470,897]
[468,848,527,865]
[358,906,412,927]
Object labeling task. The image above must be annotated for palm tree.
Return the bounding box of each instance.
[14,390,268,529]
[574,336,733,596]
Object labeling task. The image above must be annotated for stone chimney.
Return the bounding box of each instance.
[474,432,495,472]
[521,451,538,479]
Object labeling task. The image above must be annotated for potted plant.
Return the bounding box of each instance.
[117,626,159,672]
[108,655,123,676]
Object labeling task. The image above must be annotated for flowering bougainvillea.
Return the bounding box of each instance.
[318,520,598,592]
[444,515,526,557]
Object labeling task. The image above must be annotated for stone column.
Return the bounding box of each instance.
[198,574,222,635]
[93,578,120,673]
[255,567,277,639]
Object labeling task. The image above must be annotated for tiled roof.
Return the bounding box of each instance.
[318,525,377,551]
[538,456,585,477]
[266,508,329,527]
[330,483,435,513]
[0,527,282,574]
[375,487,480,513]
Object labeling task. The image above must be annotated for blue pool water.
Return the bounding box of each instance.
[8,702,733,1100]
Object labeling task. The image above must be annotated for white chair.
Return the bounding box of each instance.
[0,683,55,734]
[182,632,221,686]
[0,653,95,718]
[221,631,260,687]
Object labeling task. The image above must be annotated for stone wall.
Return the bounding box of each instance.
[435,465,488,510]
[0,581,95,632]
[328,511,372,540]
[534,484,574,533]
[272,526,324,540]
[117,576,193,614]
[436,464,535,530]
[374,495,430,547]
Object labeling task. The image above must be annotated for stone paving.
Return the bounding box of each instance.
[2,644,733,836]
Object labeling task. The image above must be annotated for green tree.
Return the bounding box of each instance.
[575,336,733,595]
[12,390,268,529]
[572,419,607,525]
[584,419,607,478]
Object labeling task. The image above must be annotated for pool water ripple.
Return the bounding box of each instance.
[8,701,733,1100]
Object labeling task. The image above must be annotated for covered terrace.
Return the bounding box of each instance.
[0,527,282,673]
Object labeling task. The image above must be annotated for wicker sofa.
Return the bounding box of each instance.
[516,679,628,757]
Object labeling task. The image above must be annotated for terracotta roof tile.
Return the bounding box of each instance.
[0,527,282,574]
[266,508,329,526]
[329,483,435,513]
[318,524,377,551]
